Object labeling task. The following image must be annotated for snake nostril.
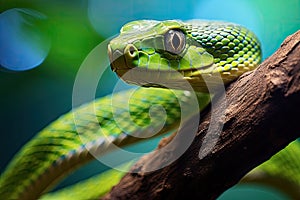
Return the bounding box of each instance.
[129,46,135,56]
[125,44,138,58]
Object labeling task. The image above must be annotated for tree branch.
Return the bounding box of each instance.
[103,30,300,200]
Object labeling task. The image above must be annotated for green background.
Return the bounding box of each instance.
[0,0,299,199]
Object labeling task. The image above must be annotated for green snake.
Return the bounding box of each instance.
[1,20,299,199]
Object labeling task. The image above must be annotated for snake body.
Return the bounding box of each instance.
[0,88,210,199]
[0,20,298,199]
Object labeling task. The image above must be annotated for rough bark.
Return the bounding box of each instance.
[103,30,300,200]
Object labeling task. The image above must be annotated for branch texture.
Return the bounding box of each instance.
[103,30,300,200]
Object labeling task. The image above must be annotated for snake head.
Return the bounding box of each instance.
[108,20,261,92]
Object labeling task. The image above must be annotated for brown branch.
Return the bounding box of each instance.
[103,30,300,200]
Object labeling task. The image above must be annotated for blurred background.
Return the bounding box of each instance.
[0,0,299,199]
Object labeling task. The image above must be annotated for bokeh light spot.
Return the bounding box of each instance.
[0,8,50,71]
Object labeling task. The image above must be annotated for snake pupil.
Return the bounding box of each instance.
[164,29,186,55]
[172,33,180,50]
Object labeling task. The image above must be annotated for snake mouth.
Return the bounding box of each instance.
[111,66,228,92]
[108,43,217,87]
[108,42,244,92]
[108,43,214,72]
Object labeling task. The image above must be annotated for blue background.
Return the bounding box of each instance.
[0,0,299,199]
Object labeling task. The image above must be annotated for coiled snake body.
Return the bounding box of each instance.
[1,20,299,199]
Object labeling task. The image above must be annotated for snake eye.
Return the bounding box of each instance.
[164,29,186,55]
